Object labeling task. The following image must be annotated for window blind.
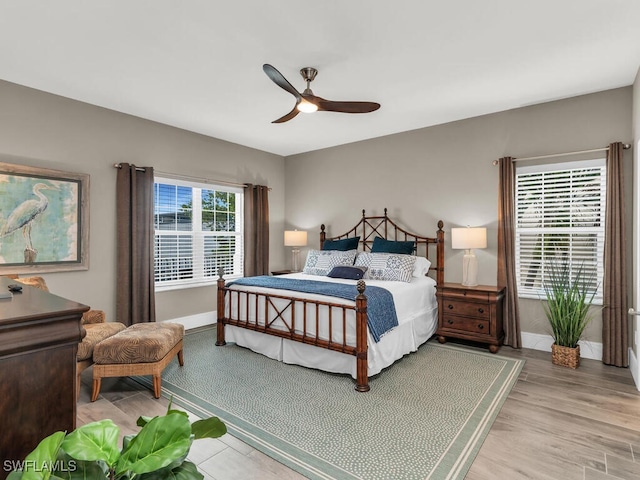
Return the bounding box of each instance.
[515,160,606,303]
[154,178,244,289]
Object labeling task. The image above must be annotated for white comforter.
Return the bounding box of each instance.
[224,273,438,378]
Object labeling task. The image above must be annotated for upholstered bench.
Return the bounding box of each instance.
[91,322,184,402]
[77,318,127,398]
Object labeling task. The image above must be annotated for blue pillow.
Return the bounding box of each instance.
[327,265,368,280]
[371,237,415,255]
[322,236,360,251]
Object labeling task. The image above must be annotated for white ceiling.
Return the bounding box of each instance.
[1,1,639,157]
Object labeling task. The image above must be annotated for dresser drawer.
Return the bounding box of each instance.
[441,299,490,320]
[441,315,490,335]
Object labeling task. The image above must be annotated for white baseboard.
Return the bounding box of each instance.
[521,332,603,361]
[161,311,216,331]
[160,319,606,358]
[630,347,640,391]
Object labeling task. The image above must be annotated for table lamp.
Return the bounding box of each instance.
[284,230,307,272]
[451,227,487,287]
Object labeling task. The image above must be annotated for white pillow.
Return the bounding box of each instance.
[413,256,432,277]
[354,252,416,283]
[303,249,357,276]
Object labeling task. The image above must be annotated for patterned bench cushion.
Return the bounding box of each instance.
[77,322,127,361]
[93,322,184,364]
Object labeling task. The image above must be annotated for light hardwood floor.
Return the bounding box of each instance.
[77,343,640,480]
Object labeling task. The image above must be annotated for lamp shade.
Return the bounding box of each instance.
[451,227,487,250]
[284,230,308,247]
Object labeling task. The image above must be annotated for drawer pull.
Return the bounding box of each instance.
[447,319,454,325]
[478,308,484,314]
[478,324,484,330]
[448,304,454,310]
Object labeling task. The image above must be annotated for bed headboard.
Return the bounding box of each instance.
[320,208,445,285]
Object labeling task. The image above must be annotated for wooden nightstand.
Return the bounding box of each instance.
[271,269,293,276]
[436,283,505,353]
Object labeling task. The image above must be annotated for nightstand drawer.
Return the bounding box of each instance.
[438,288,492,302]
[442,315,490,335]
[441,300,490,320]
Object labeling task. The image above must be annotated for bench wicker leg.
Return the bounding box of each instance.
[76,359,94,402]
[91,378,102,402]
[178,349,184,366]
[153,375,161,398]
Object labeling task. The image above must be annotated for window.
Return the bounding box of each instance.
[154,177,243,289]
[515,159,606,303]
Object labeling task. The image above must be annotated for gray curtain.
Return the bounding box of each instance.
[116,163,156,325]
[603,142,628,367]
[244,184,269,276]
[497,156,522,348]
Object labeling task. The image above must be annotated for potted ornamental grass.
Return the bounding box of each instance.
[541,259,597,369]
[7,400,226,480]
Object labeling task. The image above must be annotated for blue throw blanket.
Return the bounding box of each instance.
[227,276,398,342]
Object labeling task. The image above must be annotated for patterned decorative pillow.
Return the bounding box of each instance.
[303,249,358,276]
[355,252,416,283]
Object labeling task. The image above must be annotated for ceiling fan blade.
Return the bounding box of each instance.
[263,64,302,100]
[272,105,300,123]
[313,97,381,114]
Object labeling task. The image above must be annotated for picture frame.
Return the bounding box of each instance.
[0,162,89,274]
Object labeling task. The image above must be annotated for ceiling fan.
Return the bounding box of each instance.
[263,64,381,123]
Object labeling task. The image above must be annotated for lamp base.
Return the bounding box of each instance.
[291,248,301,272]
[461,249,478,287]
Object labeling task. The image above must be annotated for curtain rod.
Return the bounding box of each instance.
[113,163,249,189]
[491,143,631,166]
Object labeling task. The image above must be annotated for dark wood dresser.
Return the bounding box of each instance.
[436,283,505,353]
[0,277,88,477]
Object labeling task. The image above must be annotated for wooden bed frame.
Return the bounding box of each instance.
[216,209,445,392]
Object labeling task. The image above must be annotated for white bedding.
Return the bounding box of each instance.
[224,272,438,379]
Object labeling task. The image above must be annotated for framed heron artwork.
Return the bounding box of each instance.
[0,161,89,274]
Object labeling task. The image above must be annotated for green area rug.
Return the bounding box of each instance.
[141,329,523,480]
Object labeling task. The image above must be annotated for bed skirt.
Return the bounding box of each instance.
[224,305,437,379]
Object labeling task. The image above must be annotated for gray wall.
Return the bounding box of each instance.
[0,80,285,322]
[285,87,633,343]
[0,78,633,346]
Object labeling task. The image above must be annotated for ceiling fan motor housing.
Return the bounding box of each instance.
[300,67,318,83]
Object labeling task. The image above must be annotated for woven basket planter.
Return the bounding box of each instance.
[551,343,580,369]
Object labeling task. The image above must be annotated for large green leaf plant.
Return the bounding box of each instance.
[7,401,226,480]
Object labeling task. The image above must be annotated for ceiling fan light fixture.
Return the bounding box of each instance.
[297,100,318,113]
[263,64,380,122]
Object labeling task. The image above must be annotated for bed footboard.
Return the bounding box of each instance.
[216,274,370,392]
